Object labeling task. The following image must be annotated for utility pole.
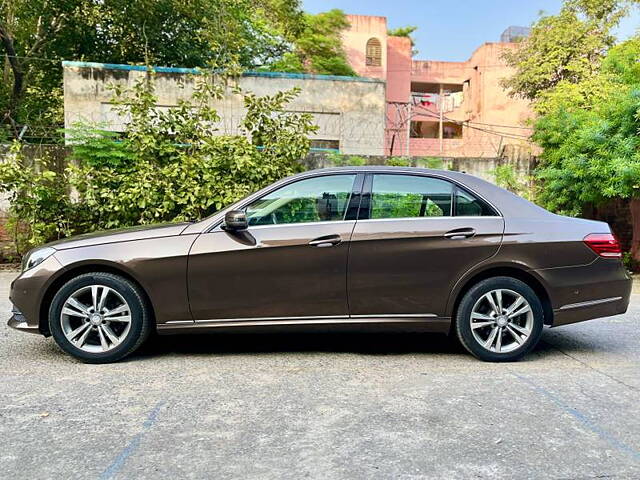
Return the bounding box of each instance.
[439,84,444,154]
[405,96,411,157]
[386,101,411,157]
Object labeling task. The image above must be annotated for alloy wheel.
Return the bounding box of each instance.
[60,285,132,353]
[469,288,534,354]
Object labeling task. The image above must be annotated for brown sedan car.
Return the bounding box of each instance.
[8,167,631,363]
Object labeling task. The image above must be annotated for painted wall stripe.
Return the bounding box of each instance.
[61,60,384,84]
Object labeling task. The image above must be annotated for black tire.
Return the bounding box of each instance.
[49,272,152,364]
[455,276,544,362]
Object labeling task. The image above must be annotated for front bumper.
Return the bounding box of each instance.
[8,254,64,336]
[8,306,40,334]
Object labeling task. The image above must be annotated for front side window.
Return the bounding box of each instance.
[370,174,453,219]
[245,175,356,226]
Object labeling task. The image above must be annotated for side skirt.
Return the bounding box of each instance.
[156,315,451,335]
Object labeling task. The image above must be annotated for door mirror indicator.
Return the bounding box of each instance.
[223,210,248,231]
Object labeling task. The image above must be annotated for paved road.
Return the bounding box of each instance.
[1,271,639,479]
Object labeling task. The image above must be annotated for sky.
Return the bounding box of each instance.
[303,0,640,61]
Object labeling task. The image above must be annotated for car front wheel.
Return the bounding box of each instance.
[48,272,151,364]
[455,276,544,362]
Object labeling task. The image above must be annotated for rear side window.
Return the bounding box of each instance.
[455,188,497,216]
[367,174,497,219]
[370,174,453,219]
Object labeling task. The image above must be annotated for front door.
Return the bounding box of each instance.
[348,173,504,318]
[188,173,361,321]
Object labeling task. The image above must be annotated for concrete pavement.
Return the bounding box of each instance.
[1,271,639,479]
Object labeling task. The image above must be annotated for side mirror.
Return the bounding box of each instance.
[222,210,248,231]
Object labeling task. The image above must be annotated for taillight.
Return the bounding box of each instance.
[583,233,622,258]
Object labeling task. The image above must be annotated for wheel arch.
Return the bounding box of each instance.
[38,261,156,336]
[448,265,554,327]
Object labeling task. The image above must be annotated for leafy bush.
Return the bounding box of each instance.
[622,251,638,273]
[417,157,444,170]
[492,164,533,201]
[0,71,318,254]
[386,157,411,167]
[0,144,77,256]
[326,152,366,166]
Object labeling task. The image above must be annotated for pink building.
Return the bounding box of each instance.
[342,15,534,158]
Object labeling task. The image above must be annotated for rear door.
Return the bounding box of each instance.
[347,173,504,318]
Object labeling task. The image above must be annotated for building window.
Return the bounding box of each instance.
[410,121,438,138]
[310,139,340,151]
[410,121,463,139]
[366,38,382,66]
[443,122,463,139]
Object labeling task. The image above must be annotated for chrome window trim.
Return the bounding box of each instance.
[234,219,356,231]
[353,216,503,224]
[199,169,503,233]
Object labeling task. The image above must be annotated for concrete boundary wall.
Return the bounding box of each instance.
[62,61,387,156]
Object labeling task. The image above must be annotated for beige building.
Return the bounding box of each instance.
[62,61,387,156]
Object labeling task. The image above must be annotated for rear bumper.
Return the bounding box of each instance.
[552,294,630,327]
[534,258,632,327]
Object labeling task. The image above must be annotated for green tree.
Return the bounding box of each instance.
[0,0,305,134]
[533,37,640,259]
[267,9,356,76]
[502,0,629,102]
[0,0,79,133]
[388,25,418,56]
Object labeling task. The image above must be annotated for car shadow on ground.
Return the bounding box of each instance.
[128,328,605,361]
[7,324,608,363]
[134,331,465,359]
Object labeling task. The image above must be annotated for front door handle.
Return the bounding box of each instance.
[444,228,476,240]
[308,234,342,248]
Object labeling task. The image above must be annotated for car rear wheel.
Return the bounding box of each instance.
[455,277,544,362]
[48,272,151,364]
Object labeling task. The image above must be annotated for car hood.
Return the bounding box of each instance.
[46,222,191,250]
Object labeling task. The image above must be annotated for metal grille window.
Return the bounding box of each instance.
[365,38,382,66]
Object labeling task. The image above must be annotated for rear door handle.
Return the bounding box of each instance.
[444,228,476,240]
[308,234,342,248]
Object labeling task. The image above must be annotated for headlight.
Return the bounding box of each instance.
[21,247,55,272]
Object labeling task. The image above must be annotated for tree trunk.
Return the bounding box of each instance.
[0,24,24,130]
[630,198,640,262]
